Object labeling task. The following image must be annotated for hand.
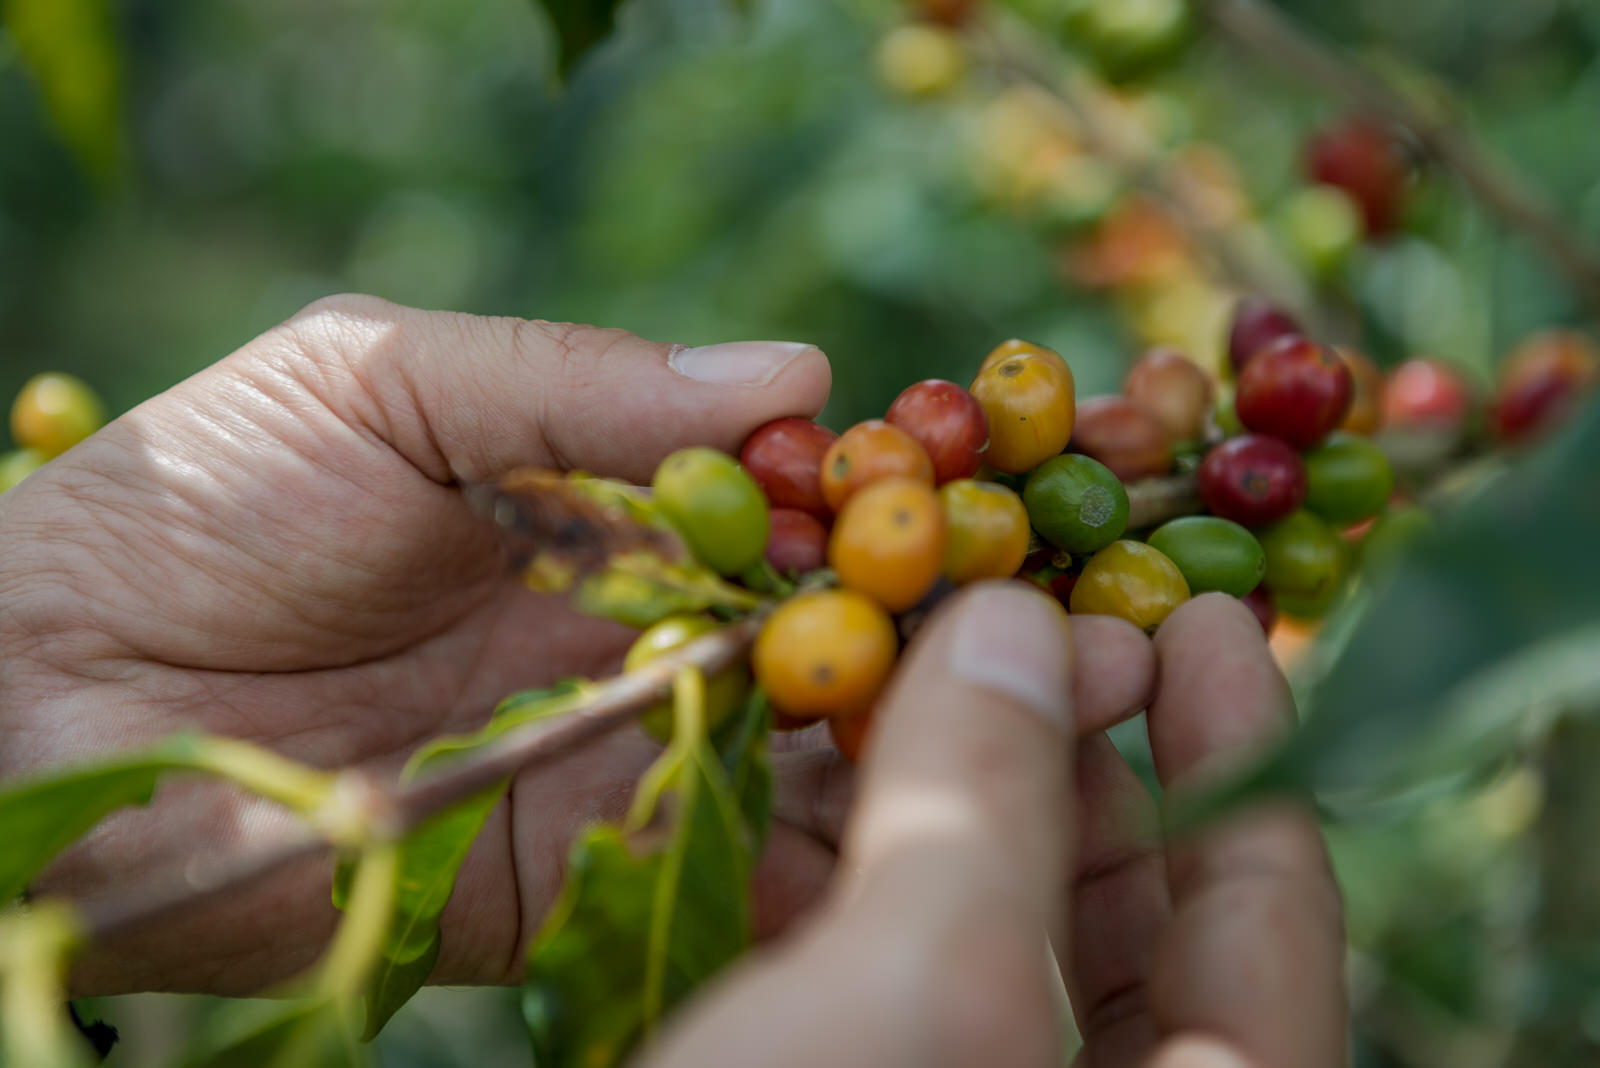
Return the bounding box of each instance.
[0,294,849,993]
[644,587,1347,1068]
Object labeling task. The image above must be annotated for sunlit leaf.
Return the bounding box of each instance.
[522,673,756,1068]
[0,903,90,1068]
[3,0,124,180]
[334,681,590,1039]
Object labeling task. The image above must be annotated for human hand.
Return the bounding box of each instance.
[0,295,849,993]
[644,586,1347,1068]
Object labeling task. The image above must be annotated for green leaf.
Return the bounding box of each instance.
[335,681,591,1040]
[0,734,338,907]
[181,998,363,1068]
[2,0,124,180]
[712,689,774,851]
[0,903,90,1068]
[522,672,756,1068]
[535,0,626,76]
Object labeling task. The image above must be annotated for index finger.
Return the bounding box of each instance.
[1145,593,1347,1068]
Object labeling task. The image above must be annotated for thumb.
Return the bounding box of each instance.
[272,294,831,483]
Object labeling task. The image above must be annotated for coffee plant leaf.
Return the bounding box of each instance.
[2,0,124,180]
[179,997,361,1068]
[521,678,756,1067]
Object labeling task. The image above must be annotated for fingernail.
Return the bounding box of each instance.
[947,583,1072,732]
[668,341,817,386]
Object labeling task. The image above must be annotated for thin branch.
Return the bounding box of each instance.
[75,615,764,946]
[1199,0,1600,318]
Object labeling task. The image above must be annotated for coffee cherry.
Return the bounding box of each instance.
[765,509,829,576]
[876,22,966,98]
[1360,503,1432,580]
[1278,184,1362,279]
[1123,347,1213,442]
[1489,330,1600,445]
[1070,540,1190,633]
[0,449,46,493]
[1063,0,1192,84]
[1070,395,1173,481]
[624,615,751,742]
[652,448,769,576]
[1226,295,1302,376]
[1197,435,1308,528]
[1234,334,1352,449]
[740,418,838,520]
[753,590,898,719]
[1303,432,1394,524]
[886,379,989,484]
[830,477,946,612]
[978,338,1071,377]
[1146,515,1265,597]
[915,0,976,27]
[10,373,105,458]
[1304,116,1411,236]
[1239,584,1277,636]
[1256,510,1347,619]
[1336,347,1385,436]
[938,479,1030,585]
[969,348,1076,473]
[1023,453,1129,555]
[1382,358,1475,432]
[820,420,935,512]
[828,707,874,764]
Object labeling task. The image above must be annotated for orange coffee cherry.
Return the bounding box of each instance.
[753,590,898,719]
[1069,540,1191,633]
[819,420,934,512]
[829,477,946,612]
[829,707,875,764]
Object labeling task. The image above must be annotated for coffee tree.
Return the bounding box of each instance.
[3,1,1600,1066]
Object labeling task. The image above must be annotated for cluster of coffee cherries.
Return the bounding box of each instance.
[1,373,106,493]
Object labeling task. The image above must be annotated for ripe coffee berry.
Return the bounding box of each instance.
[820,420,935,512]
[1070,540,1190,633]
[753,590,898,719]
[1382,358,1474,432]
[1070,395,1173,481]
[1023,453,1129,555]
[740,418,838,520]
[829,477,946,612]
[1234,335,1353,449]
[1197,434,1308,528]
[1239,584,1277,636]
[1304,116,1411,236]
[1489,330,1600,445]
[970,346,1076,473]
[1226,296,1302,376]
[652,447,769,576]
[1123,347,1213,442]
[938,479,1030,585]
[886,379,988,483]
[765,509,828,576]
[624,615,751,742]
[828,707,874,764]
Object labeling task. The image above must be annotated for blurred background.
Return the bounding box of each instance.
[8,0,1600,1065]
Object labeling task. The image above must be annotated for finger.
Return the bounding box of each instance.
[273,294,832,483]
[842,580,1075,942]
[1064,733,1167,1068]
[1142,1035,1259,1068]
[770,615,1152,851]
[1145,594,1346,1068]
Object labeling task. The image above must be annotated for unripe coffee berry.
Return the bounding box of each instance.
[652,447,770,576]
[1023,453,1129,555]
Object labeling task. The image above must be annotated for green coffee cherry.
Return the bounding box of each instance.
[1147,515,1266,596]
[1257,509,1348,619]
[1023,454,1129,556]
[0,449,46,492]
[1304,432,1394,525]
[1360,504,1432,580]
[623,614,750,742]
[652,447,769,576]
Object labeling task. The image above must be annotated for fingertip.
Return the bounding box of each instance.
[1153,592,1267,656]
[1067,615,1156,732]
[1144,1036,1257,1068]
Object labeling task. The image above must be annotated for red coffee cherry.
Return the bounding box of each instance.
[1226,295,1302,377]
[1239,584,1277,636]
[1382,358,1475,433]
[885,379,989,484]
[1234,335,1352,449]
[1123,347,1214,442]
[1488,330,1600,445]
[1070,396,1173,481]
[1197,434,1308,528]
[740,418,839,521]
[1304,116,1411,236]
[765,508,829,576]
